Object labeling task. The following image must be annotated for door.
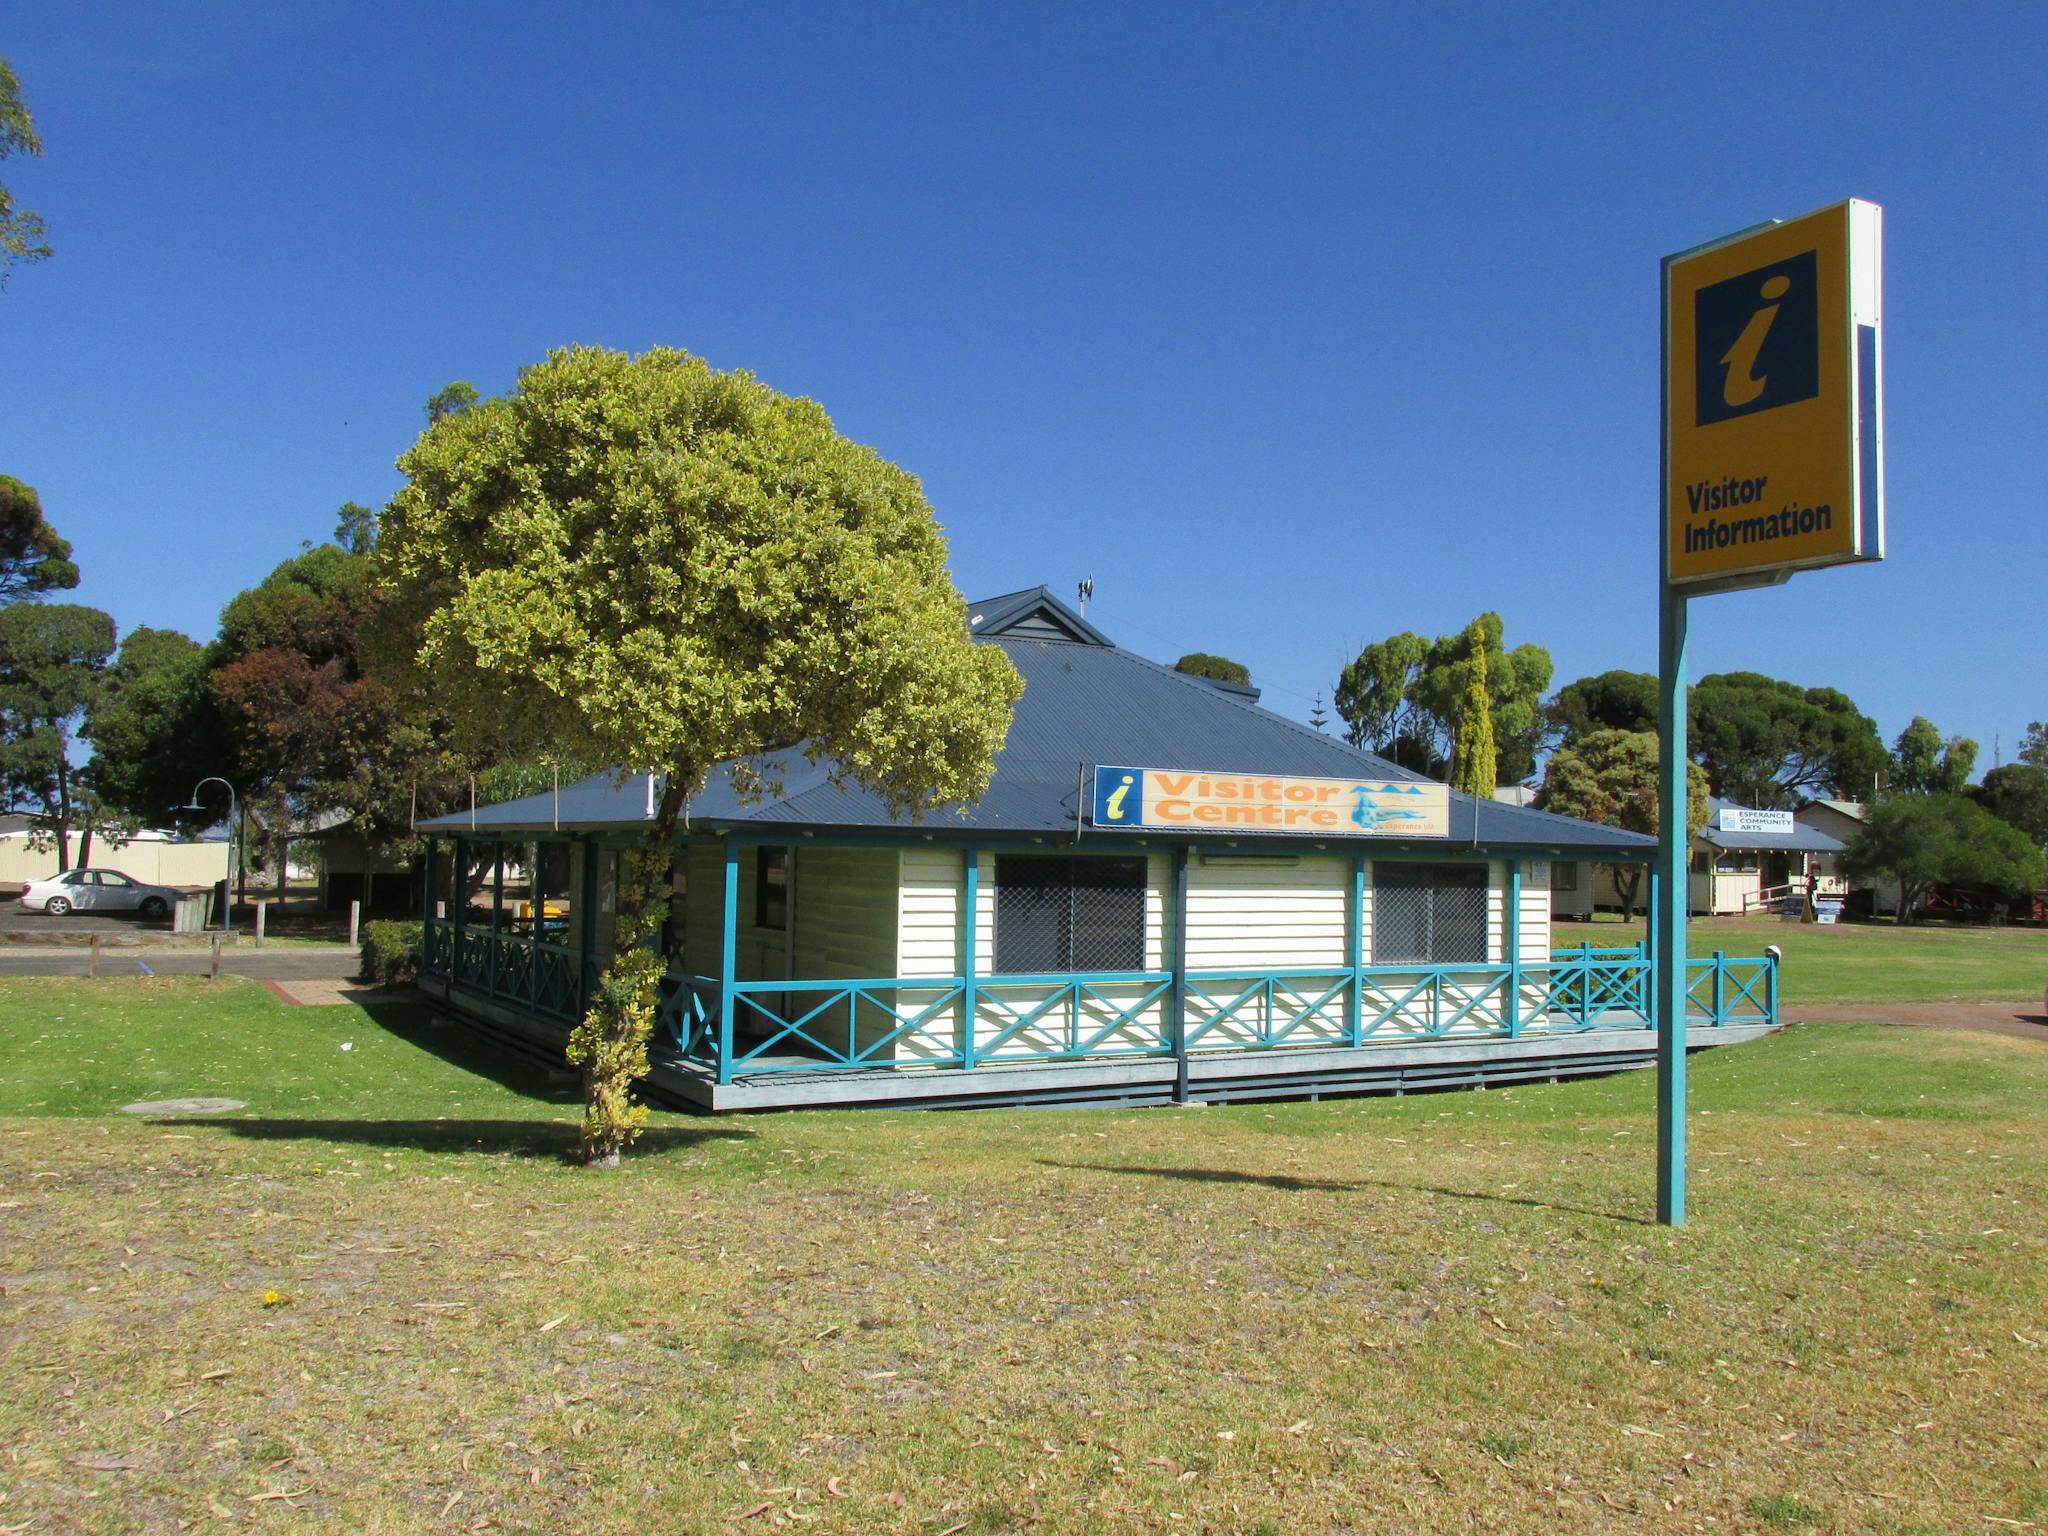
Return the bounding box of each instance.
[90,871,143,911]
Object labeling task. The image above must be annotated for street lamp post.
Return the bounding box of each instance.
[183,778,239,933]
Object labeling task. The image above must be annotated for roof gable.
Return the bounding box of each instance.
[966,587,1112,647]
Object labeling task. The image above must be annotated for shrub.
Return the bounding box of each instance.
[359,919,421,986]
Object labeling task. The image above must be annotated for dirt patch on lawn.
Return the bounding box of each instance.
[1791,999,2048,1040]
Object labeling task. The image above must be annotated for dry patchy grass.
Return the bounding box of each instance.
[0,981,2043,1534]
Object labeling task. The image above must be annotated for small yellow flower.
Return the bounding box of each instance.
[262,1290,284,1307]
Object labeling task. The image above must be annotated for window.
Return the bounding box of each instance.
[994,855,1145,973]
[755,847,787,931]
[1371,862,1488,964]
[96,872,133,888]
[1551,861,1579,892]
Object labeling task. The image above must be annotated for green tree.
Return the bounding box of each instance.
[372,345,1022,1166]
[1973,764,2048,851]
[1,58,51,283]
[1889,716,1978,796]
[1,475,79,601]
[1548,669,1658,745]
[82,626,218,831]
[2018,722,2048,771]
[0,603,115,869]
[424,381,480,423]
[1334,614,1551,784]
[1689,672,1886,808]
[1333,630,1432,768]
[1449,620,1496,795]
[1843,793,2046,923]
[1172,652,1251,687]
[334,500,378,555]
[1308,693,1328,733]
[1535,728,1709,918]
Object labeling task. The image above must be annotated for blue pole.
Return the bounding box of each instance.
[718,840,740,1087]
[961,848,979,1071]
[1171,845,1189,1102]
[1657,243,1691,1226]
[1348,854,1366,1048]
[1504,859,1522,1038]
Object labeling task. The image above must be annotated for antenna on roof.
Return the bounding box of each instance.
[1077,575,1094,617]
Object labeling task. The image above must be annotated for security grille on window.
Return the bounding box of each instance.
[994,855,1145,973]
[1371,862,1488,964]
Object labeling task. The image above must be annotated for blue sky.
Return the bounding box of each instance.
[5,3,2042,778]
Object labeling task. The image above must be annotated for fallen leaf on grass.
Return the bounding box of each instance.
[823,1477,847,1499]
[884,1492,906,1507]
[246,1486,312,1503]
[1621,1426,1664,1438]
[730,1501,775,1520]
[539,1315,568,1333]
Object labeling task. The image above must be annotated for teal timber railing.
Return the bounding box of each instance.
[642,941,1775,1078]
[424,918,585,1023]
[420,924,1777,1080]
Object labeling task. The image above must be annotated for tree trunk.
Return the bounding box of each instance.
[1614,866,1641,920]
[53,750,72,873]
[570,770,692,1168]
[78,823,94,868]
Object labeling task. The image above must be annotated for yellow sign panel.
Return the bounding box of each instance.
[1091,766,1450,837]
[1666,200,1884,587]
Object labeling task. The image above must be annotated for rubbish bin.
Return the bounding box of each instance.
[173,897,207,934]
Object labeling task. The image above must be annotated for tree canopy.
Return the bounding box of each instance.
[1535,727,1709,916]
[0,602,114,868]
[1172,652,1251,687]
[1548,669,1658,745]
[1842,793,2046,922]
[372,344,1022,1162]
[81,626,215,831]
[1688,672,1886,808]
[0,58,51,283]
[1,475,79,601]
[1974,764,2048,851]
[1888,716,1977,796]
[1334,614,1550,783]
[1449,619,1495,795]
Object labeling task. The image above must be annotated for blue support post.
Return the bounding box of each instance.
[577,836,598,1019]
[1505,859,1522,1038]
[1656,567,1691,1225]
[961,849,979,1071]
[1348,855,1366,1048]
[1171,846,1190,1103]
[718,839,740,1087]
[489,843,505,995]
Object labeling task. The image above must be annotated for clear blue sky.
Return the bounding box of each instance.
[5,3,2042,778]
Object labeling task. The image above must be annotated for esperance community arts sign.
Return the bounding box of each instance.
[1091,767,1451,837]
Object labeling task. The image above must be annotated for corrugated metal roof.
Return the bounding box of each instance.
[422,588,1655,853]
[1698,797,1846,854]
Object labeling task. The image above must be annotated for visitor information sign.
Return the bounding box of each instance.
[1666,200,1884,588]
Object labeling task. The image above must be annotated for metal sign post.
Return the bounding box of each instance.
[1656,199,1884,1226]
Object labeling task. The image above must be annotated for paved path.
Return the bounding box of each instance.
[1789,1000,2048,1041]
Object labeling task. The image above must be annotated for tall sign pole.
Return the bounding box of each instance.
[1658,200,1885,1226]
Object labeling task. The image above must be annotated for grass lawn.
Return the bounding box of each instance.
[1556,913,2048,1004]
[1,978,2044,1535]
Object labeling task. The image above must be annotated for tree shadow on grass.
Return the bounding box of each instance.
[1040,1160,1654,1227]
[339,997,585,1104]
[198,1116,752,1162]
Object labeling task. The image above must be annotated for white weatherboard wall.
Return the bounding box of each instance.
[897,850,1170,1063]
[688,842,901,1054]
[1187,853,1350,1047]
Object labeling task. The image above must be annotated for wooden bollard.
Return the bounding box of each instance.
[89,933,101,978]
[209,933,223,980]
[255,902,266,948]
[349,900,361,949]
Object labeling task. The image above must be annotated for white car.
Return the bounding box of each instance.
[18,869,180,920]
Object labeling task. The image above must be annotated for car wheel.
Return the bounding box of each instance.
[140,896,169,920]
[45,896,71,917]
